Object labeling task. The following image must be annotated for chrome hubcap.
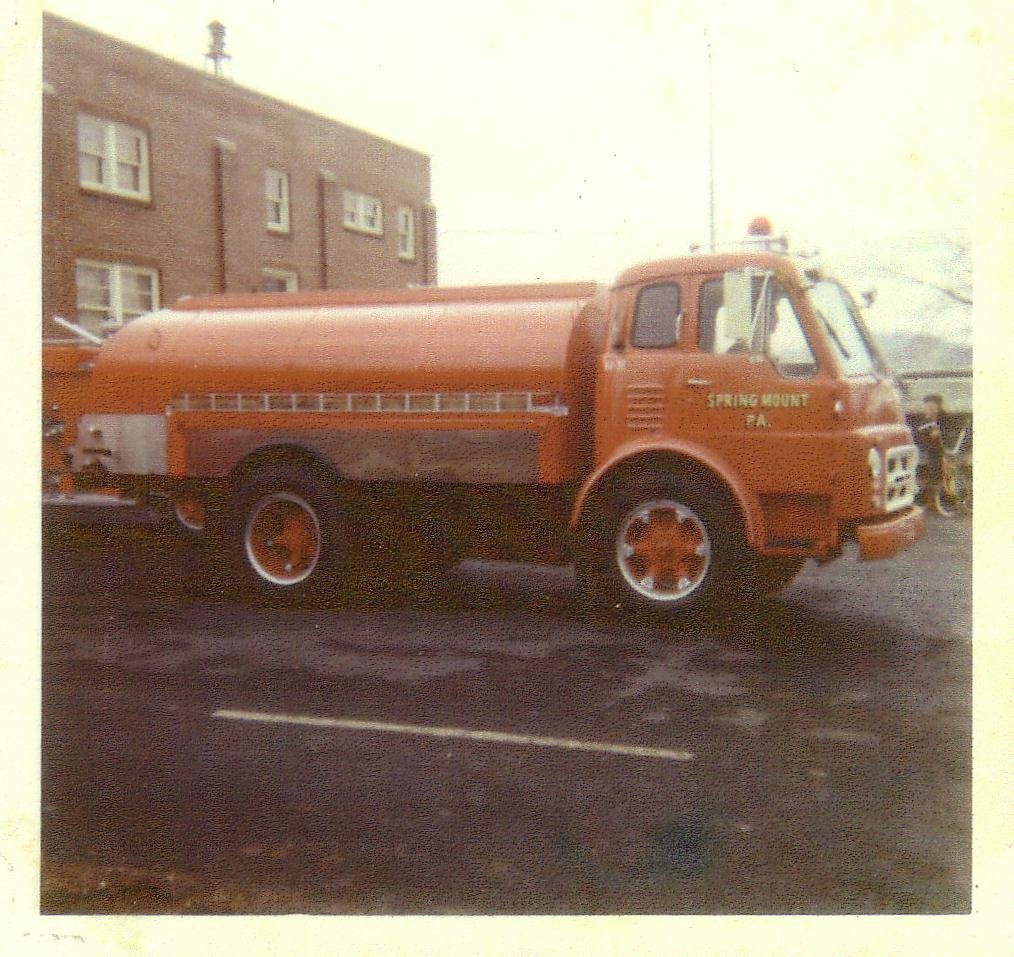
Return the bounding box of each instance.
[615,499,712,602]
[244,492,321,586]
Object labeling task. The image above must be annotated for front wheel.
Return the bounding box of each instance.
[577,473,745,617]
[226,465,347,602]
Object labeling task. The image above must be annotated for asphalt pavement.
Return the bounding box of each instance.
[40,505,972,914]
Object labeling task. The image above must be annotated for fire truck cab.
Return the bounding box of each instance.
[569,235,923,612]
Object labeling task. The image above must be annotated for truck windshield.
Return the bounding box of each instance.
[806,281,879,377]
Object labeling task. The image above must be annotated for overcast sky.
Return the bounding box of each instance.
[42,0,978,337]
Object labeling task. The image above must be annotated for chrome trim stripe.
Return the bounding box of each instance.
[169,390,569,417]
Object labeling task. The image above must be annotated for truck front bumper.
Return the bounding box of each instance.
[854,505,925,561]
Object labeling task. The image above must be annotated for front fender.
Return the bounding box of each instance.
[569,438,764,549]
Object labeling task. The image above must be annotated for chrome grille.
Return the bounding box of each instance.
[884,443,918,512]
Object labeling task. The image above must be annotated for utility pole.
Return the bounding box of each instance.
[706,27,716,250]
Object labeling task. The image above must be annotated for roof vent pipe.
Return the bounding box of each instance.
[205,21,232,79]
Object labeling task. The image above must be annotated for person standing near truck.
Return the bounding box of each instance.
[914,394,949,510]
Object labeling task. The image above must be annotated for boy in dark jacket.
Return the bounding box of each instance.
[914,394,948,507]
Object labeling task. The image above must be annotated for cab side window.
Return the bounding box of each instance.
[630,283,681,348]
[698,279,724,352]
[698,275,817,378]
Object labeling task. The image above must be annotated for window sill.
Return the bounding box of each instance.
[267,224,291,236]
[343,223,384,238]
[79,183,152,207]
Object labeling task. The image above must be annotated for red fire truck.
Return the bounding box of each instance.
[43,227,924,615]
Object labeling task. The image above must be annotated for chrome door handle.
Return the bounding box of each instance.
[686,378,712,387]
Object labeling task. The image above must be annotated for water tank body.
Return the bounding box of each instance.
[85,283,608,415]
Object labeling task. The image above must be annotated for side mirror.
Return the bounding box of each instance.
[860,287,877,308]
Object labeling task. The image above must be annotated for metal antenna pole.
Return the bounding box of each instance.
[706,27,715,250]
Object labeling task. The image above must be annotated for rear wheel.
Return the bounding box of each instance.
[577,472,745,617]
[227,465,347,601]
[172,491,207,536]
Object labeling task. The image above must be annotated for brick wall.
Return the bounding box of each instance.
[42,13,437,338]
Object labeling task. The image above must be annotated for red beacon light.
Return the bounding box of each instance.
[692,216,787,254]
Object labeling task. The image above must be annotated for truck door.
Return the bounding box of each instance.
[677,269,837,500]
[607,280,686,444]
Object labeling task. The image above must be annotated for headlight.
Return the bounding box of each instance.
[867,446,883,483]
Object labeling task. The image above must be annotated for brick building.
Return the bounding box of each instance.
[42,13,437,339]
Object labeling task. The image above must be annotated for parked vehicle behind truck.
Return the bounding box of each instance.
[43,227,925,616]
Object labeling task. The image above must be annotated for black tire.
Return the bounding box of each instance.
[225,464,347,602]
[165,492,208,538]
[576,470,746,618]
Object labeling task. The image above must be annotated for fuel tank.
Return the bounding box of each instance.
[83,283,609,414]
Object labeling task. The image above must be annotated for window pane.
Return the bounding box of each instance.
[397,206,414,257]
[77,116,105,154]
[700,273,780,355]
[116,162,140,192]
[631,283,681,348]
[766,286,817,378]
[698,279,722,352]
[261,271,297,292]
[343,194,358,223]
[78,154,103,185]
[76,264,111,307]
[115,128,142,163]
[122,272,153,313]
[266,170,287,212]
[807,281,877,377]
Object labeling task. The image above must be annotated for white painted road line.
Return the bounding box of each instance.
[212,708,696,763]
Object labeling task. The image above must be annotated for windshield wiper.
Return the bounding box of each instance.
[816,309,851,360]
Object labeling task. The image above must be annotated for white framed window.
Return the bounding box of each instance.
[261,268,299,293]
[75,260,159,334]
[396,206,415,261]
[265,168,290,233]
[343,190,383,236]
[77,114,150,201]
